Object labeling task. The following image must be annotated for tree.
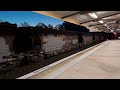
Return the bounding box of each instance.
[36,22,47,28]
[54,24,64,30]
[19,22,30,27]
[47,24,54,29]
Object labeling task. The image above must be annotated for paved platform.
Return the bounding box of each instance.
[55,40,120,79]
[19,40,120,79]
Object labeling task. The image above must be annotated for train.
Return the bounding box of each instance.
[0,26,115,72]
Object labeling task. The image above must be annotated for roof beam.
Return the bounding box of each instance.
[95,26,106,28]
[61,11,94,19]
[89,20,119,27]
[95,25,111,29]
[107,23,120,25]
[103,19,120,21]
[80,12,120,24]
[97,28,108,31]
[89,23,103,27]
[96,27,107,30]
[94,23,120,30]
[89,21,114,27]
[93,23,119,28]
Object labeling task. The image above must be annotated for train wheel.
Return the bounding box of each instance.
[65,49,68,52]
[44,54,47,58]
[11,61,16,68]
[6,61,16,71]
[62,49,65,53]
[71,46,73,50]
[68,47,71,51]
[40,56,44,61]
[31,56,39,62]
[54,51,58,55]
[38,54,44,63]
[34,56,39,62]
[59,50,62,54]
[18,53,24,60]
[46,53,50,57]
[14,60,20,66]
[58,50,61,54]
[64,49,67,52]
[0,64,6,72]
[51,52,54,56]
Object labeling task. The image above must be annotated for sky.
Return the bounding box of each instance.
[0,11,64,27]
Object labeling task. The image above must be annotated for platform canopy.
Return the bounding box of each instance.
[33,11,120,32]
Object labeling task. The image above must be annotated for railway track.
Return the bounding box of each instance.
[0,41,104,79]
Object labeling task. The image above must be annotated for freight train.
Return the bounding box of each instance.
[0,27,115,72]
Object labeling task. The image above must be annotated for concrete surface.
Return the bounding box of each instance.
[27,40,120,79]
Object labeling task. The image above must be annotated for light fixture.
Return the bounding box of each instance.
[104,24,107,26]
[88,13,98,19]
[111,30,114,32]
[99,20,104,23]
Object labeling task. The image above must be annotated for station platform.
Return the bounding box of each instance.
[18,40,120,79]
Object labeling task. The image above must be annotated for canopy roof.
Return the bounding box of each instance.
[33,11,120,32]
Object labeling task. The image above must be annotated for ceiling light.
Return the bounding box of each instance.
[88,13,98,19]
[111,30,113,32]
[99,20,104,23]
[104,24,107,26]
